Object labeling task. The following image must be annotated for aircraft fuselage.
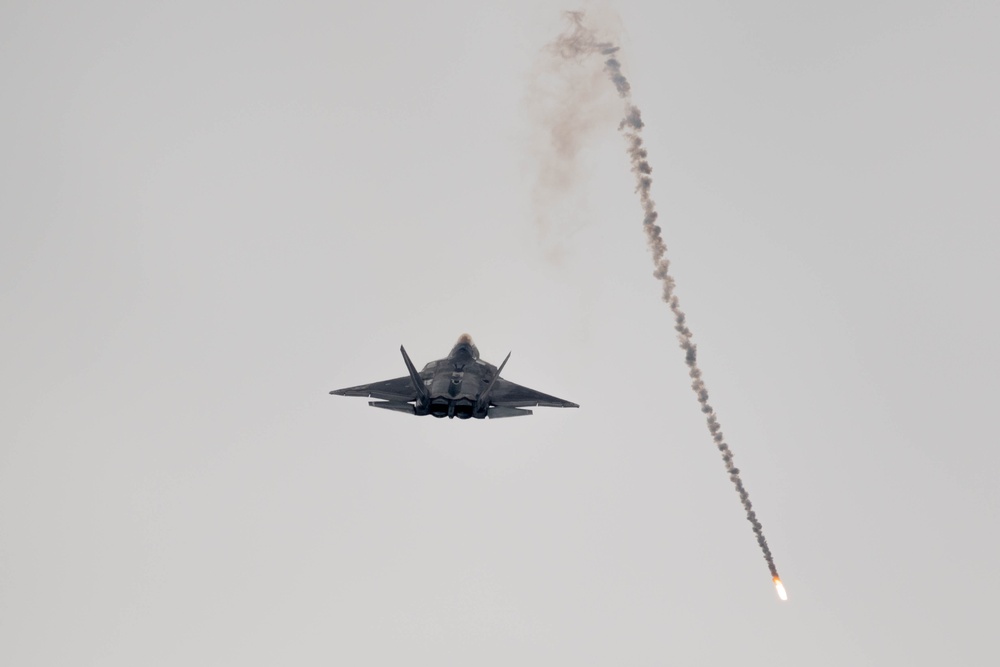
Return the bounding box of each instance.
[329,334,577,419]
[418,339,495,418]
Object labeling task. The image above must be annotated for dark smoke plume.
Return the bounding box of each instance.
[525,11,625,262]
[552,11,781,581]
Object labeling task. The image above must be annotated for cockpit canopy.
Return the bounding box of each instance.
[449,333,480,360]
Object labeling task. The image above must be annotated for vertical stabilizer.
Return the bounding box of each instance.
[476,352,511,415]
[400,346,430,405]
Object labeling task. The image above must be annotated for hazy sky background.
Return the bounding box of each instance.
[2,1,998,664]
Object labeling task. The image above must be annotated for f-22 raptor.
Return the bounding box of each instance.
[329,335,579,419]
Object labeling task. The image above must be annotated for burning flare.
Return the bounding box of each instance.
[773,577,788,601]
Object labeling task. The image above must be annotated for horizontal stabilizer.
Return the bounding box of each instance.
[369,401,416,415]
[487,406,533,419]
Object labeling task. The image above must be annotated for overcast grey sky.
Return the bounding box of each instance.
[3,1,998,665]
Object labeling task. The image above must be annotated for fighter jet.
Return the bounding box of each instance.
[329,334,578,419]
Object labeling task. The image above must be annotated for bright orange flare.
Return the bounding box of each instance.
[773,577,788,601]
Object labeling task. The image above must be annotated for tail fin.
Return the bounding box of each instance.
[476,352,511,414]
[400,346,430,406]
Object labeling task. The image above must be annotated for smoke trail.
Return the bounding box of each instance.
[552,11,781,581]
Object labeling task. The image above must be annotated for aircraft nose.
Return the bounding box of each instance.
[451,334,479,360]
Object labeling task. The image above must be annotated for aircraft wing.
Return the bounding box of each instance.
[329,376,419,402]
[488,378,579,409]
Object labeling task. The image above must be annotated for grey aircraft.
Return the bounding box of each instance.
[329,335,579,419]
